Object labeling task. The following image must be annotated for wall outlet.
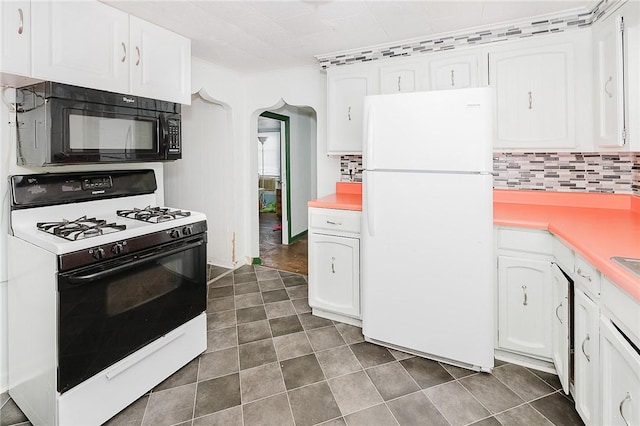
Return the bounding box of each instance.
[348,161,357,174]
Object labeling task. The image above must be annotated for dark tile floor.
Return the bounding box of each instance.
[0,264,584,426]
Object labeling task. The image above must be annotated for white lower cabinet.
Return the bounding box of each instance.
[550,263,571,394]
[574,288,600,425]
[308,233,360,319]
[497,255,552,358]
[600,317,640,426]
[308,208,361,325]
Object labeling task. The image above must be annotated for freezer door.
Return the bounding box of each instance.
[363,87,493,173]
[361,170,494,370]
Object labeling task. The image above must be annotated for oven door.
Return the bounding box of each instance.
[57,235,207,393]
[49,98,165,164]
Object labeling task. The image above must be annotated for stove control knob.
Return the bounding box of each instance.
[169,229,181,239]
[111,243,125,255]
[182,226,193,236]
[91,247,105,260]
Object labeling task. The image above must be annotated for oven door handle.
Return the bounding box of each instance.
[66,240,203,285]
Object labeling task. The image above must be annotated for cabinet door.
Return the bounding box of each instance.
[551,262,570,394]
[600,318,640,426]
[308,233,360,318]
[430,54,478,90]
[130,16,191,104]
[498,256,552,358]
[327,70,373,154]
[379,62,422,94]
[593,14,626,147]
[31,0,129,93]
[1,1,30,76]
[490,44,575,149]
[574,289,600,425]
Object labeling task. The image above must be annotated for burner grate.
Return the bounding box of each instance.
[117,206,191,223]
[37,216,126,241]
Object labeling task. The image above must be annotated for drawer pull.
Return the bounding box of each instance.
[450,69,455,86]
[521,285,528,306]
[348,106,351,121]
[331,256,335,274]
[326,220,342,226]
[576,267,592,282]
[555,303,563,324]
[581,334,591,362]
[397,76,401,92]
[619,392,631,426]
[528,91,533,109]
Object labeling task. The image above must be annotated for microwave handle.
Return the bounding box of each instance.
[159,113,169,155]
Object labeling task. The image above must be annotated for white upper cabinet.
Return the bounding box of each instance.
[31,1,130,94]
[379,59,424,94]
[327,65,376,154]
[129,16,191,104]
[1,1,31,79]
[490,42,575,150]
[489,31,592,151]
[593,1,640,150]
[430,53,479,91]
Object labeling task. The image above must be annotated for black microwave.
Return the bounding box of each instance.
[16,82,181,166]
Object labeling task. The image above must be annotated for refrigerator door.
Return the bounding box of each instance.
[363,87,493,173]
[361,169,494,370]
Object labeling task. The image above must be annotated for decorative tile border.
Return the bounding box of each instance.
[317,0,619,69]
[341,152,640,195]
[493,152,636,194]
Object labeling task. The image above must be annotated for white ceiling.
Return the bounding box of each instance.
[103,0,594,73]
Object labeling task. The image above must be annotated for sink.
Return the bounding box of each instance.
[611,257,640,278]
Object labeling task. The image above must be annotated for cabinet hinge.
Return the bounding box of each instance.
[619,17,624,33]
[621,128,627,143]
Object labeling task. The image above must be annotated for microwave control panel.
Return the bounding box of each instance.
[167,118,181,154]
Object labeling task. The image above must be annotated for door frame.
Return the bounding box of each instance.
[259,111,292,244]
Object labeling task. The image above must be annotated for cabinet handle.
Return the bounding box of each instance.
[17,8,24,35]
[331,256,335,274]
[555,303,563,324]
[521,285,528,306]
[576,267,592,282]
[348,106,351,121]
[528,91,533,109]
[604,76,613,98]
[397,76,401,92]
[326,220,342,226]
[450,70,455,86]
[581,334,591,362]
[121,42,127,63]
[135,46,141,66]
[619,393,631,426]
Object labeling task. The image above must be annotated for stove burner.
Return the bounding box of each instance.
[37,216,126,241]
[117,206,191,223]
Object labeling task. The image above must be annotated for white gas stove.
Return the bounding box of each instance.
[8,170,208,426]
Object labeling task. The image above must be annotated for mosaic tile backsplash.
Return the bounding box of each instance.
[340,153,640,196]
[317,0,618,68]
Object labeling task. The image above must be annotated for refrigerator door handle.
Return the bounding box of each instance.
[365,172,375,236]
[364,102,375,170]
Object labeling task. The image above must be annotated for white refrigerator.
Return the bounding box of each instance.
[361,87,494,372]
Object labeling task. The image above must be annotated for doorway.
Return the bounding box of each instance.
[255,105,317,274]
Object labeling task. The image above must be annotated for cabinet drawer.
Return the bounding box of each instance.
[497,227,553,254]
[602,277,640,347]
[310,209,361,235]
[575,255,601,297]
[552,238,575,273]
